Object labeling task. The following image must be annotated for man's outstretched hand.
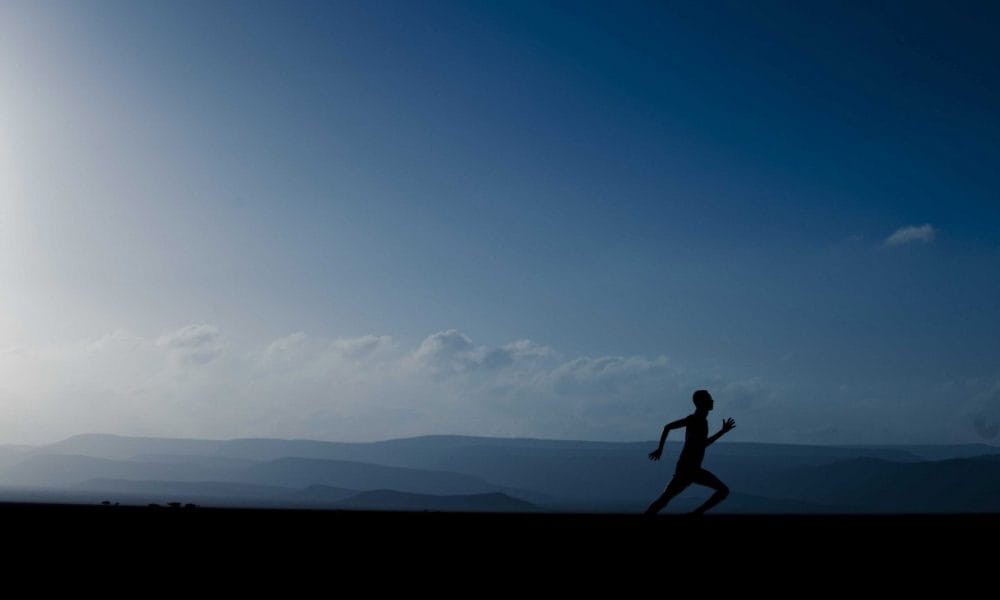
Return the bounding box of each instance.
[648,448,663,461]
[721,417,736,434]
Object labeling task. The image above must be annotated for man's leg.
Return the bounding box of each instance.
[644,474,692,516]
[689,469,730,515]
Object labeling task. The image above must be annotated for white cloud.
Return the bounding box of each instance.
[885,224,937,246]
[157,324,220,349]
[407,330,554,375]
[332,334,393,360]
[503,339,557,361]
[157,324,224,366]
[411,329,476,371]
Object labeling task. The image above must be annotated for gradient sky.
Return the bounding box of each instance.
[1,0,998,445]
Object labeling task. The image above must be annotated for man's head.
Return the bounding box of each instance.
[693,389,714,412]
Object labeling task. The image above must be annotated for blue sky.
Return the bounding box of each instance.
[1,0,998,444]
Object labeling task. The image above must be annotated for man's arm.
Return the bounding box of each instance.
[648,417,690,460]
[705,418,736,448]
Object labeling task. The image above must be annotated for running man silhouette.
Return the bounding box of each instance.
[644,389,735,515]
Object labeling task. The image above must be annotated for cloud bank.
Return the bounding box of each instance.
[0,326,776,445]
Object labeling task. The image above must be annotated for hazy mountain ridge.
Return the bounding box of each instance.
[0,453,510,498]
[3,434,999,513]
[41,434,225,460]
[238,456,501,495]
[1,454,232,487]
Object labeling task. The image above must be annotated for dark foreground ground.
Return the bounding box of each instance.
[3,502,994,591]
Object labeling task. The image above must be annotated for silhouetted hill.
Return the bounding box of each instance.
[334,489,538,512]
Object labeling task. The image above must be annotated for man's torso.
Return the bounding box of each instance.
[677,414,707,473]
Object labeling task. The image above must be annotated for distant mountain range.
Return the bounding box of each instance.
[1,433,998,513]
